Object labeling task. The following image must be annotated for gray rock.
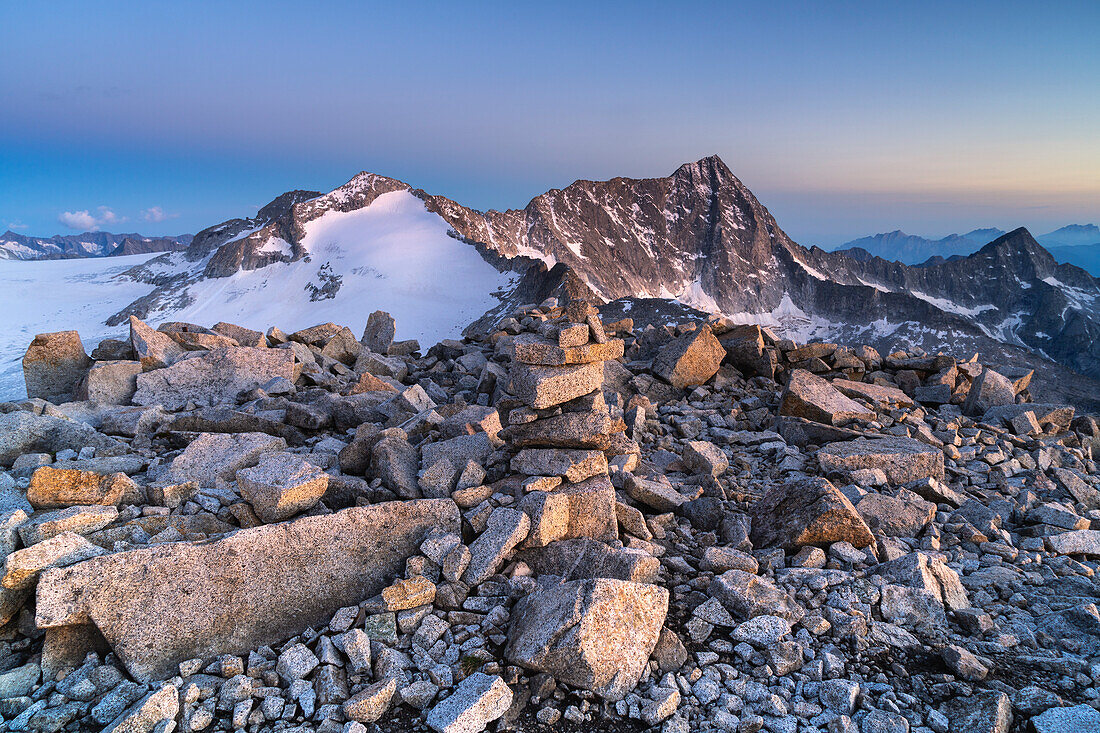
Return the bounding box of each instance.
[941,690,1012,733]
[36,500,459,682]
[102,683,179,733]
[237,453,329,523]
[779,369,875,426]
[1031,704,1100,733]
[0,411,129,468]
[361,311,397,355]
[463,508,530,586]
[707,570,804,622]
[129,316,184,371]
[817,436,945,484]
[133,346,295,410]
[425,672,512,733]
[749,476,874,550]
[77,361,143,405]
[169,431,286,487]
[962,369,1016,417]
[505,578,668,700]
[23,331,91,401]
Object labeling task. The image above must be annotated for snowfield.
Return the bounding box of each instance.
[0,253,160,399]
[0,191,515,400]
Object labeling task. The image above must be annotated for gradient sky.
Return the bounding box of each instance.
[2,1,1097,247]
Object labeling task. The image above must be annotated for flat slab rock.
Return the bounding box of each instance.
[35,499,459,682]
[505,578,668,700]
[133,346,295,411]
[779,369,876,427]
[817,436,944,484]
[0,412,130,468]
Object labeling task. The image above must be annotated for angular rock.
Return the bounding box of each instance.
[942,690,1012,733]
[518,475,617,547]
[373,430,421,499]
[1031,704,1100,733]
[18,505,119,545]
[653,326,725,389]
[169,432,286,487]
[23,331,92,400]
[832,379,914,410]
[77,361,143,405]
[503,409,613,450]
[962,368,1016,417]
[874,552,969,611]
[103,683,179,733]
[624,473,688,513]
[133,346,295,410]
[36,500,458,682]
[361,310,397,354]
[510,361,605,410]
[748,477,874,550]
[344,677,397,723]
[512,333,625,366]
[1046,530,1100,556]
[505,578,668,700]
[855,493,936,537]
[817,436,944,484]
[27,467,131,509]
[519,538,660,583]
[237,453,329,523]
[0,411,129,468]
[708,570,804,622]
[779,369,875,426]
[4,532,107,590]
[426,672,512,733]
[463,508,530,586]
[511,448,608,483]
[681,441,728,476]
[129,316,185,371]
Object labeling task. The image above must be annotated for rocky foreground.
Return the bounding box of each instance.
[2,302,1100,733]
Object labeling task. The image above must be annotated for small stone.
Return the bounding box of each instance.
[425,672,512,733]
[343,678,396,724]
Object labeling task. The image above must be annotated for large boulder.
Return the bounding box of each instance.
[873,552,969,612]
[26,467,132,509]
[962,368,1016,417]
[129,316,185,371]
[749,477,874,550]
[77,361,143,405]
[168,432,287,487]
[855,492,936,537]
[0,412,129,468]
[361,310,397,354]
[779,370,875,426]
[831,380,914,410]
[517,475,617,547]
[817,436,944,484]
[653,326,725,389]
[133,347,295,410]
[511,334,625,366]
[23,331,91,401]
[509,361,605,410]
[505,578,667,700]
[708,570,804,622]
[36,500,460,682]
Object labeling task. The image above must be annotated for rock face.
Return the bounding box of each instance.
[652,326,725,389]
[133,347,295,410]
[23,331,91,401]
[749,477,874,550]
[505,578,668,700]
[36,500,459,682]
[817,436,945,484]
[779,369,875,426]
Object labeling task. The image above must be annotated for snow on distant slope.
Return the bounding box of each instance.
[0,191,515,400]
[160,190,515,347]
[0,253,161,399]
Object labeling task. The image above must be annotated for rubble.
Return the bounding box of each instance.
[2,302,1098,732]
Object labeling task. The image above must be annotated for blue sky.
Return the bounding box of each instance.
[1,1,1097,246]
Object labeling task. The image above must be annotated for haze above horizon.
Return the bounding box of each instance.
[1,0,1097,247]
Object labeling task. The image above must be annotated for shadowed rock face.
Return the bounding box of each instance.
[35,500,460,682]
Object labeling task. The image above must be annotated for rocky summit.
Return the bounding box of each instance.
[1,298,1099,733]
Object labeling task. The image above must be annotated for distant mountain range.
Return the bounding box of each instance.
[832,224,1100,275]
[2,157,1098,409]
[0,230,193,260]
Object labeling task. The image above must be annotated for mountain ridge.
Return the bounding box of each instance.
[98,156,1100,397]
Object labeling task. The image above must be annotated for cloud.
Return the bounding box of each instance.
[5,222,29,230]
[141,206,179,223]
[57,206,124,232]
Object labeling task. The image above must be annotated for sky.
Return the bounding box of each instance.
[1,0,1097,247]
